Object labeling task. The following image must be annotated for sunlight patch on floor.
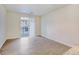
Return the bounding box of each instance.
[20,37,30,52]
[21,37,29,40]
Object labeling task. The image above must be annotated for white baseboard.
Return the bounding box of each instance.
[0,39,6,49]
[6,35,20,40]
[41,34,72,47]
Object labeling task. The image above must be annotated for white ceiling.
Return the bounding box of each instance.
[4,4,67,16]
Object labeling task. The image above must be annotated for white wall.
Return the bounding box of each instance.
[6,11,34,39]
[0,5,6,48]
[41,5,79,47]
[35,16,41,36]
[6,11,21,39]
[6,11,41,39]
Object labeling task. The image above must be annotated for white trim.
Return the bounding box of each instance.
[41,34,73,47]
[0,39,6,49]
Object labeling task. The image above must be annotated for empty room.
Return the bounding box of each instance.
[0,4,79,55]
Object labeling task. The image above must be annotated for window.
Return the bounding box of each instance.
[21,17,29,20]
[20,17,30,37]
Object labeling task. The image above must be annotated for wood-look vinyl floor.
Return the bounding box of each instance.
[0,36,71,55]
